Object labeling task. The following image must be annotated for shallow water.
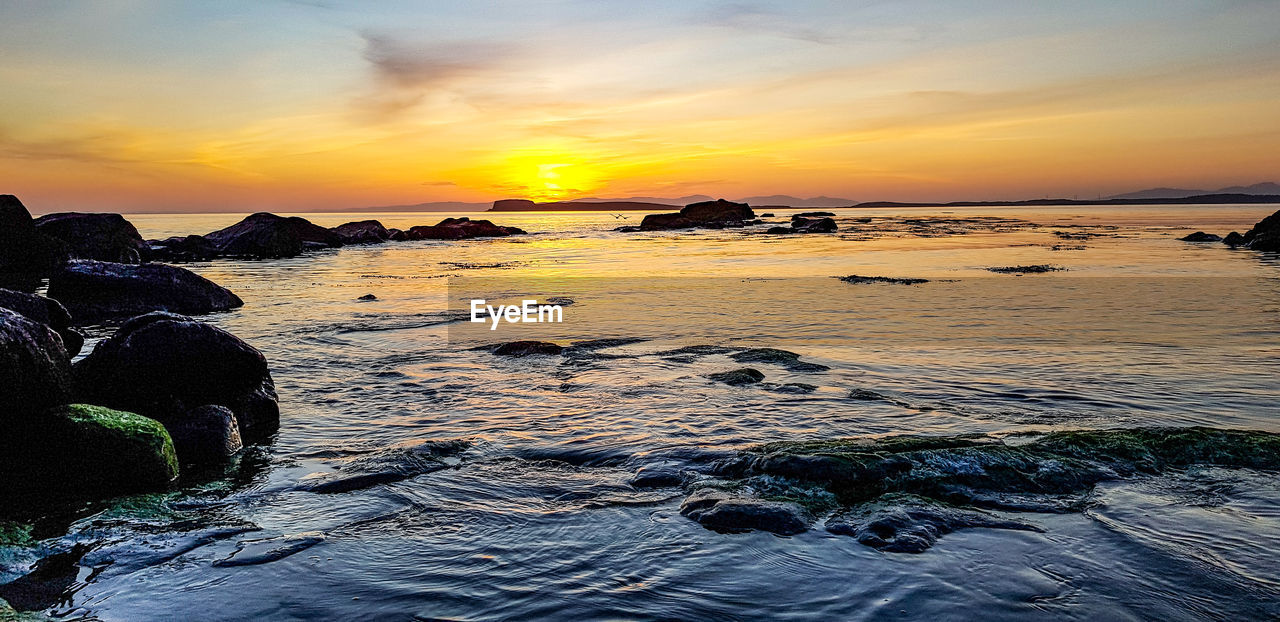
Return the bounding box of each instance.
[7,205,1280,620]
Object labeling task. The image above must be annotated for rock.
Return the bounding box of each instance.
[299,471,408,494]
[0,288,83,356]
[1223,231,1245,246]
[33,212,148,263]
[729,348,829,372]
[46,260,243,323]
[0,543,90,612]
[986,264,1064,274]
[679,489,808,535]
[492,340,563,356]
[765,226,793,234]
[794,211,835,217]
[826,493,1041,553]
[492,199,537,211]
[639,199,755,231]
[167,404,243,464]
[1,405,179,500]
[1179,231,1222,242]
[407,217,525,240]
[148,235,218,262]
[770,382,818,394]
[331,220,390,244]
[789,216,837,233]
[386,228,407,241]
[760,212,775,217]
[205,212,342,258]
[212,532,326,567]
[838,275,929,285]
[708,368,765,385]
[0,195,65,290]
[629,466,684,488]
[0,308,72,424]
[72,312,279,442]
[1241,209,1280,251]
[357,293,378,301]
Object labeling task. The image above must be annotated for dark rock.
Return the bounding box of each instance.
[790,216,837,233]
[760,213,775,217]
[0,288,82,356]
[0,195,66,289]
[33,212,148,263]
[331,220,390,244]
[770,382,818,394]
[1179,231,1222,242]
[708,368,765,385]
[629,466,684,488]
[765,226,794,235]
[205,212,342,258]
[986,264,1064,274]
[826,493,1041,553]
[47,260,242,323]
[386,228,408,241]
[408,217,525,240]
[212,533,325,567]
[492,340,563,356]
[1241,209,1280,251]
[492,199,537,211]
[0,308,72,423]
[729,348,829,372]
[839,275,929,285]
[167,404,243,464]
[72,312,279,442]
[148,235,218,262]
[794,211,835,217]
[679,489,808,535]
[1223,231,1245,246]
[357,293,378,301]
[639,199,755,231]
[299,471,408,494]
[0,543,90,611]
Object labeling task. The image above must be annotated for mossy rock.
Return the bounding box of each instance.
[0,404,178,502]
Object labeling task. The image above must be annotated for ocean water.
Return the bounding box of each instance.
[6,205,1280,620]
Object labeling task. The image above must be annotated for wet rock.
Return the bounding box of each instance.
[298,471,408,494]
[0,543,90,612]
[167,404,243,464]
[639,199,755,231]
[2,404,179,500]
[386,228,408,241]
[1179,231,1222,242]
[0,288,82,356]
[331,219,390,244]
[47,260,242,323]
[1223,231,1245,246]
[790,216,837,233]
[205,212,342,258]
[838,275,929,285]
[33,212,148,263]
[986,264,1064,274]
[629,466,684,488]
[408,217,525,240]
[0,195,65,290]
[568,337,647,350]
[212,532,326,567]
[826,493,1042,553]
[357,293,378,301]
[72,312,279,442]
[679,489,808,535]
[148,235,218,262]
[708,368,765,385]
[492,340,564,356]
[770,382,817,394]
[730,348,829,372]
[760,212,775,217]
[794,211,836,217]
[0,308,72,423]
[1241,208,1280,251]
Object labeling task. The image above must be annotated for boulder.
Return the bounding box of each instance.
[47,260,242,323]
[148,235,218,262]
[407,217,525,240]
[331,220,390,244]
[1,404,178,500]
[491,340,563,356]
[639,199,755,231]
[0,195,65,290]
[708,368,765,385]
[0,288,83,356]
[205,212,342,258]
[72,312,279,441]
[679,489,808,535]
[1223,231,1245,246]
[0,308,72,424]
[33,212,148,263]
[825,494,1040,553]
[167,404,243,464]
[386,228,407,241]
[1241,209,1280,251]
[1179,231,1222,242]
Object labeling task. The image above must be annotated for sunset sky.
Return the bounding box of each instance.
[2,1,1279,213]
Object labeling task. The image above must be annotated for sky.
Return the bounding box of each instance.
[1,0,1279,213]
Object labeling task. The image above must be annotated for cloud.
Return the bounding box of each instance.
[702,3,839,44]
[360,30,515,89]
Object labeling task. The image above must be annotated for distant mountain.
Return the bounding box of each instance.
[353,201,491,212]
[567,195,712,206]
[739,195,856,207]
[489,199,675,212]
[1106,182,1279,200]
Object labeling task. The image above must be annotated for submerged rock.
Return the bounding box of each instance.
[1179,231,1222,242]
[838,275,929,285]
[679,489,808,535]
[205,212,342,258]
[331,220,390,244]
[0,543,90,612]
[986,264,1064,274]
[0,308,72,424]
[1240,208,1280,251]
[826,493,1041,553]
[212,532,326,567]
[729,348,829,372]
[46,260,242,323]
[639,199,755,231]
[0,288,83,356]
[167,404,243,464]
[629,466,685,488]
[72,312,279,442]
[708,368,765,385]
[357,293,378,301]
[148,235,218,262]
[491,340,564,356]
[408,217,525,240]
[33,212,148,263]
